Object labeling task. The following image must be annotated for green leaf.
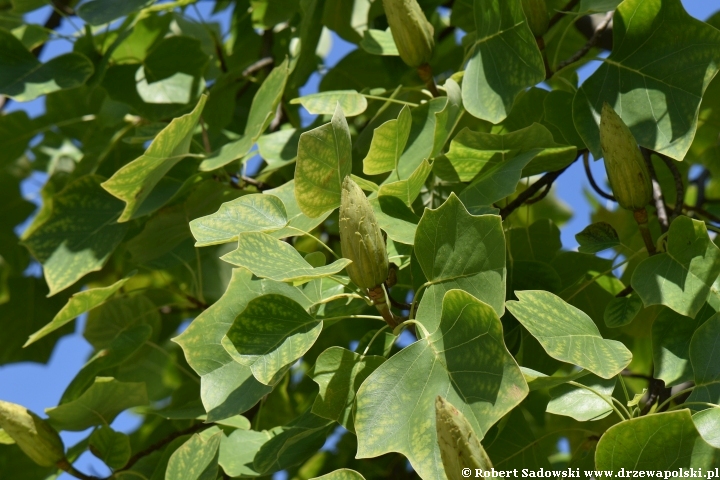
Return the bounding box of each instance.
[360,29,398,56]
[24,275,131,347]
[652,304,714,387]
[224,294,322,385]
[631,216,720,318]
[413,194,506,332]
[394,98,447,180]
[311,347,385,432]
[542,90,586,149]
[290,91,367,116]
[355,290,527,480]
[189,194,288,247]
[693,409,720,449]
[166,430,222,480]
[220,232,350,285]
[11,24,48,50]
[688,314,720,409]
[143,36,208,84]
[595,410,708,471]
[432,79,465,158]
[22,175,128,296]
[89,426,131,470]
[295,104,352,218]
[174,269,314,420]
[370,196,419,245]
[218,428,272,477]
[199,59,289,171]
[83,294,159,349]
[0,29,94,101]
[377,158,431,206]
[576,222,620,254]
[461,0,545,123]
[572,0,720,160]
[101,95,207,222]
[46,377,148,431]
[506,290,633,378]
[546,374,616,421]
[0,111,33,167]
[312,469,366,480]
[61,325,152,403]
[446,123,576,183]
[519,367,590,392]
[77,0,151,25]
[604,295,643,328]
[264,180,332,238]
[363,105,411,175]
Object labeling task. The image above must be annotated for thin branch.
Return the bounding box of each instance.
[241,57,274,78]
[199,117,211,153]
[641,148,669,232]
[547,0,580,31]
[692,168,711,207]
[615,284,633,298]
[656,153,684,219]
[552,11,613,75]
[57,459,100,480]
[417,64,440,98]
[524,181,552,205]
[500,153,583,219]
[583,151,615,201]
[117,423,207,472]
[684,204,720,224]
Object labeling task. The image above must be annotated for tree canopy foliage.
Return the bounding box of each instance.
[2,0,720,479]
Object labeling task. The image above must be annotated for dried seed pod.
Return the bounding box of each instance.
[600,102,653,212]
[0,401,65,467]
[382,0,435,68]
[436,396,493,480]
[522,0,549,37]
[339,176,389,290]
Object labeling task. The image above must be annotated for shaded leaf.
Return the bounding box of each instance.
[102,95,207,222]
[461,0,545,123]
[413,194,506,332]
[220,232,350,285]
[377,158,431,206]
[291,91,367,116]
[89,426,131,470]
[576,222,620,254]
[46,377,148,431]
[370,195,419,245]
[0,29,93,101]
[687,314,720,410]
[519,367,590,392]
[22,175,128,296]
[166,430,222,480]
[190,194,288,247]
[572,0,720,160]
[506,290,633,378]
[547,374,616,422]
[264,180,332,238]
[355,290,528,480]
[25,275,131,347]
[224,294,322,385]
[311,347,385,432]
[693,409,720,449]
[83,294,159,349]
[604,295,643,328]
[199,59,289,171]
[77,0,151,25]
[631,216,720,319]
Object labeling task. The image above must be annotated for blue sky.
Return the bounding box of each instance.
[1,1,717,478]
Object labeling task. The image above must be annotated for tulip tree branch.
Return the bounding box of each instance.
[57,459,101,480]
[583,151,615,201]
[551,10,613,76]
[641,148,669,233]
[116,423,208,473]
[656,153,685,220]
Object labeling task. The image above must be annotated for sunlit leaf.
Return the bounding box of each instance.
[291,90,367,116]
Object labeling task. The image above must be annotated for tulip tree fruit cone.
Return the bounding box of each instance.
[0,400,65,468]
[599,102,656,255]
[436,396,493,480]
[339,176,398,327]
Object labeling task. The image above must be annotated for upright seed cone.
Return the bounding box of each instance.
[599,102,653,212]
[339,176,389,290]
[436,396,493,480]
[0,401,65,467]
[382,0,435,68]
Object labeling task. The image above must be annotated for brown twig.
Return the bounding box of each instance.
[615,284,633,298]
[417,64,440,97]
[500,152,583,219]
[641,148,669,233]
[657,153,685,220]
[583,151,615,201]
[118,423,207,472]
[551,11,613,75]
[241,57,274,78]
[57,459,100,480]
[547,0,580,31]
